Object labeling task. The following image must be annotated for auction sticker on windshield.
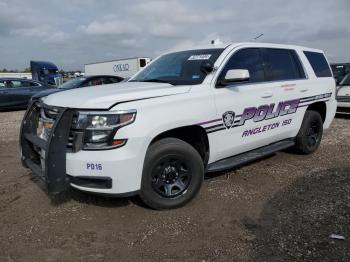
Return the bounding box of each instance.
[188,54,212,60]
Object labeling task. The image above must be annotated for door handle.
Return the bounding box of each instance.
[261,92,273,98]
[300,88,309,93]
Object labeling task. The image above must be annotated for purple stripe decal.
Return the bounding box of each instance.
[198,118,222,126]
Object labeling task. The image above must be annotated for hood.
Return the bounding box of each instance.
[43,82,191,109]
[32,88,62,99]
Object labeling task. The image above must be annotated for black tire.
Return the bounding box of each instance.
[140,138,204,210]
[294,110,323,154]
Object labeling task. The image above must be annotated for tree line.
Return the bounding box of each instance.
[0,68,31,73]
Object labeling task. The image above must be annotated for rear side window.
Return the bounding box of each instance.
[303,51,332,77]
[8,80,30,88]
[103,77,122,84]
[0,81,5,88]
[219,48,265,84]
[262,48,305,81]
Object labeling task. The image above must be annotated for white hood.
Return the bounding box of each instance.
[43,82,191,109]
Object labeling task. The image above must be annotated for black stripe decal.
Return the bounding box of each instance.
[205,123,224,130]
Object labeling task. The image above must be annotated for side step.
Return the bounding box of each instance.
[207,139,295,173]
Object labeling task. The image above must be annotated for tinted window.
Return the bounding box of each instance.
[339,73,350,86]
[304,51,332,77]
[29,81,40,87]
[59,78,85,89]
[109,77,122,83]
[103,77,122,84]
[82,78,104,87]
[8,80,30,88]
[219,48,265,84]
[139,59,146,68]
[262,49,305,81]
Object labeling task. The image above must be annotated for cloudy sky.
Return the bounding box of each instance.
[0,0,349,70]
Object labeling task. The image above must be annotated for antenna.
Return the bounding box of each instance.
[253,33,264,41]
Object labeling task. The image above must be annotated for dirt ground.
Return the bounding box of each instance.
[0,111,349,262]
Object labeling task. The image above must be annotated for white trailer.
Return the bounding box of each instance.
[0,72,32,79]
[84,57,151,78]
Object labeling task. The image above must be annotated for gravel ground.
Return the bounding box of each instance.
[0,110,349,261]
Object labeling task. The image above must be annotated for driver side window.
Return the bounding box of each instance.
[218,48,265,84]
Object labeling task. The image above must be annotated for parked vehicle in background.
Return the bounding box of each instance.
[20,42,336,209]
[31,75,123,101]
[331,63,350,84]
[84,57,151,78]
[0,78,54,110]
[336,73,350,114]
[30,61,63,86]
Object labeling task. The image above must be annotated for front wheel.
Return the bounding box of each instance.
[294,110,323,154]
[140,138,204,210]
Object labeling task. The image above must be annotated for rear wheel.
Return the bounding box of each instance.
[294,110,323,154]
[140,138,204,210]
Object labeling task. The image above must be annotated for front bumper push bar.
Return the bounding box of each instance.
[20,102,73,194]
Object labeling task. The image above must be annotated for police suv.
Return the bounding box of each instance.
[20,43,337,209]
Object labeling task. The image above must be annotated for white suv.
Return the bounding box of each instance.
[20,42,337,209]
[336,73,350,114]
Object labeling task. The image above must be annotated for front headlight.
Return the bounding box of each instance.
[75,110,136,150]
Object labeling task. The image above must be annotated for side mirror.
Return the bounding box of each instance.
[224,69,250,83]
[217,69,250,87]
[200,60,214,74]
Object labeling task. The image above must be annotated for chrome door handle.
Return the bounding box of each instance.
[261,92,273,98]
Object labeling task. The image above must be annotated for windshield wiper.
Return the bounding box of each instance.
[130,79,171,84]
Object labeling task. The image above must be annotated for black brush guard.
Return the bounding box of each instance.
[20,101,73,194]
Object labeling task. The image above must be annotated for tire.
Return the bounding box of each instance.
[294,110,323,154]
[140,137,204,210]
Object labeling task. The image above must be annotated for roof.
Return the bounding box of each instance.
[167,42,324,53]
[30,61,58,70]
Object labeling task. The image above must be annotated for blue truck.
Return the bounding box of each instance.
[30,61,62,86]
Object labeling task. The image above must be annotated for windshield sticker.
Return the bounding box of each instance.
[188,54,212,60]
[192,75,200,79]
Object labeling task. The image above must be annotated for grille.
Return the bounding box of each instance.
[36,103,81,152]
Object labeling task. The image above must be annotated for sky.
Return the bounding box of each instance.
[0,0,349,71]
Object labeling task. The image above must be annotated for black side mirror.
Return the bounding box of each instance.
[200,60,214,74]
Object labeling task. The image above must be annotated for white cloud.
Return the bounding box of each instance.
[0,0,349,70]
[149,23,182,38]
[79,18,141,35]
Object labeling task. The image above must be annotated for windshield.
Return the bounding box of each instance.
[339,73,350,86]
[130,49,224,85]
[59,77,85,89]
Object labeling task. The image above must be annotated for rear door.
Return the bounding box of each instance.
[260,48,308,139]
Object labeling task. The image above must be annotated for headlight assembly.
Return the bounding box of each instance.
[74,110,136,150]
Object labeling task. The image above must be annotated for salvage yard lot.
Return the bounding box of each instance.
[0,111,349,261]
